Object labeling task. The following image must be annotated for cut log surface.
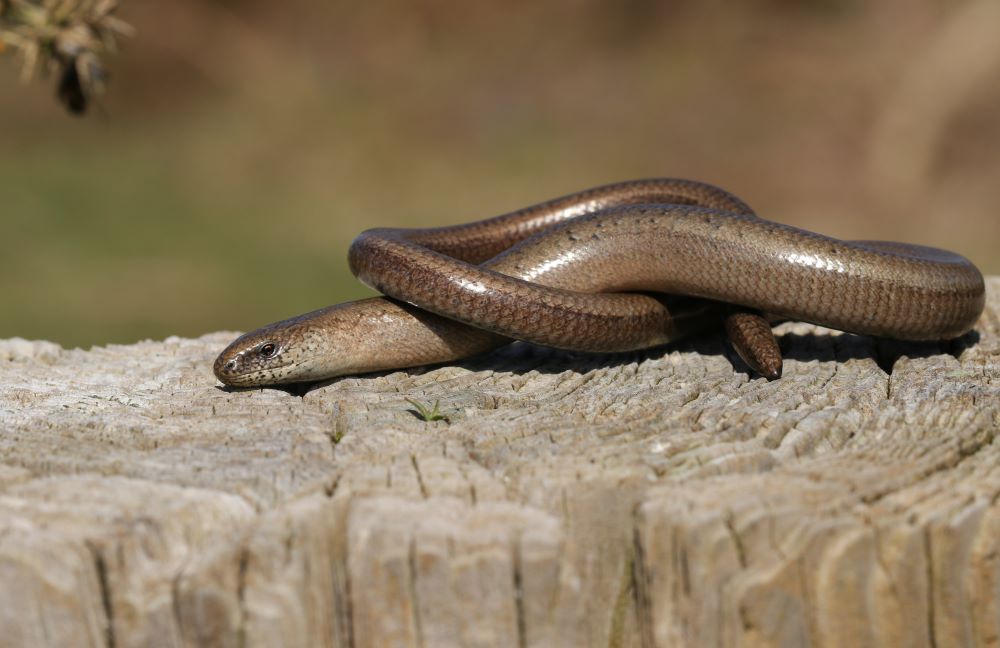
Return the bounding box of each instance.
[1,278,998,648]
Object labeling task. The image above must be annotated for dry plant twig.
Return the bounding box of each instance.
[0,0,132,114]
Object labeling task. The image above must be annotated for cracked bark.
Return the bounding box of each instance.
[0,278,998,647]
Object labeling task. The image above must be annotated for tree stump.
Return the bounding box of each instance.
[1,278,998,648]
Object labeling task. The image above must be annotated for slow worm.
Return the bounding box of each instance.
[214,179,984,387]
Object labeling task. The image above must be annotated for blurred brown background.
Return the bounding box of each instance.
[1,0,998,348]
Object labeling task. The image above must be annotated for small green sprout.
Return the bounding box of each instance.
[405,397,449,423]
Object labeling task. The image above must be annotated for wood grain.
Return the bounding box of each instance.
[1,278,998,647]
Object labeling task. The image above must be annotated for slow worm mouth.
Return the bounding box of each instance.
[212,354,239,383]
[213,351,256,382]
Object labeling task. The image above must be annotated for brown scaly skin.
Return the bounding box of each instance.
[215,179,984,387]
[725,311,783,379]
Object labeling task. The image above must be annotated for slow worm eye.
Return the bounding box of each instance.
[259,343,277,358]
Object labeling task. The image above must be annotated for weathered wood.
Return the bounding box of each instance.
[1,278,998,648]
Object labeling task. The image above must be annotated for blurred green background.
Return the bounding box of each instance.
[2,0,998,348]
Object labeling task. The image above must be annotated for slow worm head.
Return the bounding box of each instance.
[214,298,512,387]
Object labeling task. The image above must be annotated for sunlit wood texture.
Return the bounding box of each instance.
[0,278,997,647]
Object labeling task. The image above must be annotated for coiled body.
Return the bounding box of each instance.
[214,179,984,387]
